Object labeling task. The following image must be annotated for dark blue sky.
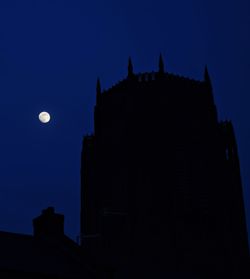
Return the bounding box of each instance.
[0,0,249,241]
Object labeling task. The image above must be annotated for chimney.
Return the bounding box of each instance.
[33,207,64,238]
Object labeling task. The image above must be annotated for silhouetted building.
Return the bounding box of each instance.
[81,56,250,278]
[0,207,97,279]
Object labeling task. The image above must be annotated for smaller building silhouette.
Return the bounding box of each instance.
[0,207,98,279]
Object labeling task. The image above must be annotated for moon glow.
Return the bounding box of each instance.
[39,111,51,123]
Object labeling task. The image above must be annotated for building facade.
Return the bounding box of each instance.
[0,207,98,279]
[81,56,249,278]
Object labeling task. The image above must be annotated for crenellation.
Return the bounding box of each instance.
[100,69,204,97]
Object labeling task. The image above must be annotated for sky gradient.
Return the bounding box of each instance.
[0,0,249,242]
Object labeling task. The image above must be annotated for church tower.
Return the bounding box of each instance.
[80,58,249,278]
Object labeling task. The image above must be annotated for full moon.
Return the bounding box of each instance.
[39,111,51,123]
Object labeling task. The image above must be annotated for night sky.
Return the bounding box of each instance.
[0,0,249,242]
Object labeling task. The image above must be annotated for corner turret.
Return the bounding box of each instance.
[127,57,134,78]
[96,78,101,105]
[204,65,212,90]
[158,53,165,74]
